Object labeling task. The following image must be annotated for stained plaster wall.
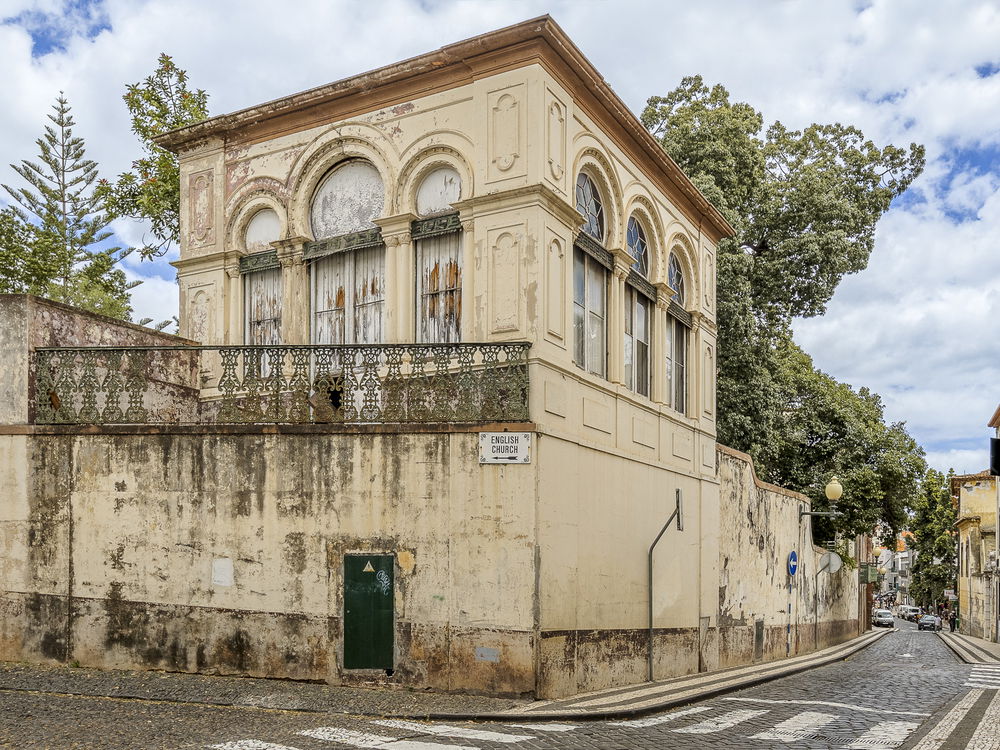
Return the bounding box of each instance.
[956,477,997,641]
[717,446,859,667]
[1,430,538,695]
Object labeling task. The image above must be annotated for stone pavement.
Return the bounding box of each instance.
[0,629,887,722]
[2,621,997,749]
[939,630,1000,665]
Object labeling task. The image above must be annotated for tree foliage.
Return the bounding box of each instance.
[2,94,135,319]
[98,53,209,259]
[908,469,958,608]
[642,76,927,536]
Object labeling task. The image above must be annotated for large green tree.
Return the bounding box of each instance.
[908,469,958,608]
[2,94,135,319]
[98,53,209,259]
[641,76,927,535]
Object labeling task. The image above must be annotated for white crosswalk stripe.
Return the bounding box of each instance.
[211,742,303,750]
[298,726,477,749]
[750,710,838,741]
[608,705,712,728]
[845,720,919,748]
[672,708,769,734]
[507,723,578,732]
[372,720,533,743]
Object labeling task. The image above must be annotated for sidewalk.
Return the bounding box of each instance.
[0,629,889,722]
[938,630,1000,664]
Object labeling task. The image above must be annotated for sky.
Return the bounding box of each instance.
[1,0,998,474]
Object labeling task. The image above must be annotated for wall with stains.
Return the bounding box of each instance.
[1,429,538,696]
[716,446,859,669]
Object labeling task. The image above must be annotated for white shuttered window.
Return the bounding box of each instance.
[245,268,282,345]
[416,232,462,343]
[311,247,385,344]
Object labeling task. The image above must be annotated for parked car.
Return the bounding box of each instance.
[873,609,895,628]
[899,605,922,621]
[917,614,942,631]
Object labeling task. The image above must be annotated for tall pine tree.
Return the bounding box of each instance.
[3,94,136,319]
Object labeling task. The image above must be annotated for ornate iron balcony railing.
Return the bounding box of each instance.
[33,342,530,425]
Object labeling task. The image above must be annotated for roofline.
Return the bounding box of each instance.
[989,403,1000,428]
[153,16,735,241]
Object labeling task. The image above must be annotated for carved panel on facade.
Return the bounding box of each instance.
[489,228,522,333]
[545,92,566,188]
[189,170,215,248]
[545,234,565,341]
[186,285,214,344]
[487,86,526,182]
[704,249,716,312]
[703,343,715,419]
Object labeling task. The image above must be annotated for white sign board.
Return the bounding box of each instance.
[479,432,531,464]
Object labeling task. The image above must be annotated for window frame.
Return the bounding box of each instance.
[573,246,609,378]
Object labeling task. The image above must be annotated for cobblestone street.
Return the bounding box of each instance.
[1,619,995,749]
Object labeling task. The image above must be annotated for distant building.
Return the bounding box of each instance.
[952,471,997,641]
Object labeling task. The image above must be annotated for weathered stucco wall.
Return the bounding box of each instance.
[717,446,859,667]
[0,430,538,696]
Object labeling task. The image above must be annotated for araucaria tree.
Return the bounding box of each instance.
[2,94,135,319]
[908,469,958,608]
[641,76,927,539]
[98,53,209,258]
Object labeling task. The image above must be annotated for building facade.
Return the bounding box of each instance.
[953,472,997,642]
[0,17,860,698]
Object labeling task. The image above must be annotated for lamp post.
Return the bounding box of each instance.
[799,476,845,520]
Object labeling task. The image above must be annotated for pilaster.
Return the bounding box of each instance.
[607,249,632,385]
[376,213,417,344]
[273,237,309,345]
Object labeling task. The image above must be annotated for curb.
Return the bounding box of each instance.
[399,629,891,722]
[937,631,1000,664]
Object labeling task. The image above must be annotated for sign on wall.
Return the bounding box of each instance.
[479,432,531,464]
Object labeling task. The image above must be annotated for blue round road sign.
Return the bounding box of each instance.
[787,551,798,576]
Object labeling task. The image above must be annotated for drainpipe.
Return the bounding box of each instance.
[648,488,684,682]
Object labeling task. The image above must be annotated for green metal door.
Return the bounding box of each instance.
[343,554,394,670]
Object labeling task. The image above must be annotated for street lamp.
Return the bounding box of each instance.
[799,476,845,520]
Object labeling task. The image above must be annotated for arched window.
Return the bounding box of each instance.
[624,216,651,396]
[665,251,689,414]
[307,160,386,345]
[242,208,282,351]
[575,172,605,241]
[414,167,463,343]
[626,216,648,276]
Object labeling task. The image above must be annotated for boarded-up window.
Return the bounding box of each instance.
[416,232,462,343]
[245,267,282,345]
[312,247,385,344]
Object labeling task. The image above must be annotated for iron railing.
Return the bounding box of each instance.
[33,343,530,425]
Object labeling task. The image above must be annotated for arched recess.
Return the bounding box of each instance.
[225,189,287,254]
[666,230,699,309]
[287,126,396,238]
[309,159,385,239]
[571,144,622,249]
[623,194,665,282]
[396,137,474,215]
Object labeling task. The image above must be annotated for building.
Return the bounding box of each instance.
[953,471,997,641]
[0,17,860,698]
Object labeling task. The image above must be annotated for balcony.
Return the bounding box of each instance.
[32,342,530,426]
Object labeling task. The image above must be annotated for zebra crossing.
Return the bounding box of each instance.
[209,700,931,749]
[964,664,1000,689]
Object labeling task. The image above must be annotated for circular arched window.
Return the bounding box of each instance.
[416,167,462,216]
[310,160,384,239]
[576,172,604,241]
[668,253,686,305]
[244,208,280,253]
[626,217,648,276]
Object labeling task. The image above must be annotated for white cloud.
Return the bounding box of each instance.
[2,0,999,467]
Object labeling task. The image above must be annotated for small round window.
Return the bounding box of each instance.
[626,217,648,276]
[576,173,604,241]
[310,160,384,239]
[668,253,685,305]
[244,208,280,253]
[416,167,462,216]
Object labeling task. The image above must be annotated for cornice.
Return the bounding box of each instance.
[154,16,734,243]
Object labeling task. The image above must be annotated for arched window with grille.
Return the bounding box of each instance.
[573,172,610,377]
[664,251,690,413]
[306,160,386,345]
[624,216,652,397]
